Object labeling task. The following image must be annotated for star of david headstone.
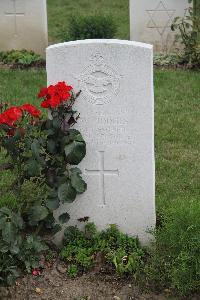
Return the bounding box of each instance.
[146,1,176,36]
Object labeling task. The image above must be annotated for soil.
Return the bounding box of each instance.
[0,266,169,300]
[4,254,198,300]
[0,249,198,300]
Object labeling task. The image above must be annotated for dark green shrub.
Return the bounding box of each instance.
[145,201,200,296]
[61,223,144,277]
[0,253,20,286]
[66,14,117,41]
[0,207,48,286]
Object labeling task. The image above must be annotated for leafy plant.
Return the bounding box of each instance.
[171,0,200,67]
[0,253,20,286]
[67,264,79,278]
[153,53,181,67]
[66,14,117,41]
[0,81,87,285]
[45,250,56,262]
[61,223,144,277]
[0,50,44,67]
[0,207,47,285]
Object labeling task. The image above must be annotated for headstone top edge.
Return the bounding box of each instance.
[46,39,153,53]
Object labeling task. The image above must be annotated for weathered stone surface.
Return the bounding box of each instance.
[46,39,156,244]
[130,0,189,52]
[0,0,48,55]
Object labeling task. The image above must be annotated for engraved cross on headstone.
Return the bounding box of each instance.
[85,151,119,206]
[5,0,25,36]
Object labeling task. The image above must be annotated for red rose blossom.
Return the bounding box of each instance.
[55,81,72,100]
[41,95,61,109]
[0,106,22,126]
[0,114,7,125]
[38,87,48,98]
[41,99,51,108]
[21,104,41,118]
[39,81,73,109]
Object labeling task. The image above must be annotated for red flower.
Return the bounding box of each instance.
[39,81,73,109]
[50,95,61,108]
[41,95,61,109]
[0,114,7,125]
[21,104,41,118]
[41,99,51,108]
[0,107,22,127]
[38,87,48,98]
[55,81,72,100]
[47,85,56,98]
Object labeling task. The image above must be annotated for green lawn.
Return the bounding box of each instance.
[0,69,200,215]
[155,70,200,213]
[47,0,130,43]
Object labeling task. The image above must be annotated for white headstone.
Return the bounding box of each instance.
[46,39,156,244]
[0,0,48,56]
[130,0,189,52]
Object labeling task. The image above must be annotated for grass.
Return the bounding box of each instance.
[0,70,46,106]
[0,69,199,214]
[47,0,129,43]
[155,70,200,213]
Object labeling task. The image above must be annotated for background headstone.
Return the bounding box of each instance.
[46,39,156,245]
[130,0,189,52]
[0,0,48,56]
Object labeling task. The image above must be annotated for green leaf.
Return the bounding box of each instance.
[58,212,70,224]
[26,235,48,252]
[10,243,20,255]
[44,213,55,229]
[63,130,86,165]
[64,140,86,165]
[45,128,55,136]
[2,222,17,244]
[0,241,9,253]
[10,235,22,254]
[47,139,56,154]
[3,136,18,153]
[31,139,40,160]
[58,181,76,203]
[46,196,60,210]
[68,129,85,142]
[25,159,41,177]
[0,216,7,230]
[28,205,49,225]
[12,213,23,229]
[53,117,60,129]
[45,169,56,187]
[0,207,12,216]
[70,167,87,194]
